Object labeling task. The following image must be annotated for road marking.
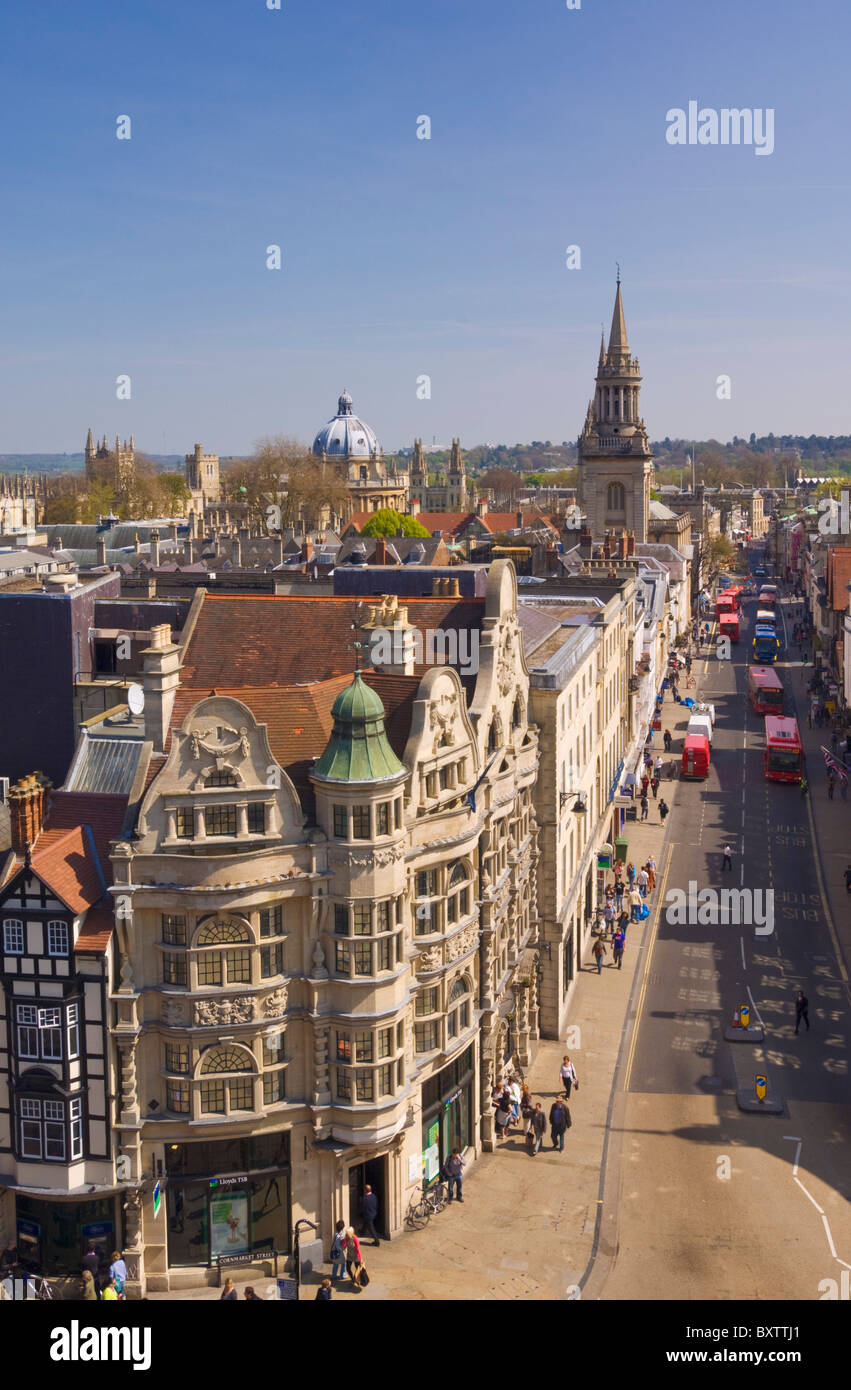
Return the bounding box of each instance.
[740,937,746,970]
[746,985,764,1028]
[622,841,672,1094]
[782,1137,802,1175]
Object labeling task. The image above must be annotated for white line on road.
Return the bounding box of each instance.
[783,1137,803,1176]
[740,937,746,970]
[746,985,764,1028]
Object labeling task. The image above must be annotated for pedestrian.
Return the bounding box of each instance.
[592,936,607,973]
[0,1240,18,1276]
[641,773,650,797]
[721,844,733,872]
[81,1269,98,1301]
[844,865,851,894]
[109,1250,127,1300]
[640,794,649,821]
[654,755,663,777]
[101,1276,119,1303]
[243,1286,262,1301]
[360,1184,380,1246]
[559,1055,578,1099]
[603,900,615,931]
[220,1277,238,1301]
[316,1278,333,1301]
[549,1098,570,1152]
[800,776,809,799]
[345,1228,363,1287]
[82,1244,100,1298]
[618,907,629,938]
[827,771,836,800]
[638,865,649,897]
[831,729,839,752]
[650,774,659,799]
[685,654,692,674]
[329,1219,347,1281]
[612,927,625,968]
[494,1091,512,1140]
[627,861,636,886]
[841,777,848,803]
[663,729,672,752]
[444,1147,465,1202]
[614,876,624,913]
[629,886,643,922]
[794,991,810,1034]
[520,1083,534,1134]
[646,855,657,891]
[672,683,679,702]
[531,1102,546,1155]
[509,1075,522,1122]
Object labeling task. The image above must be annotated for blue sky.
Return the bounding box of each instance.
[1,0,849,455]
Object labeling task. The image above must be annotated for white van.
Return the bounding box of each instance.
[692,702,716,725]
[687,713,713,744]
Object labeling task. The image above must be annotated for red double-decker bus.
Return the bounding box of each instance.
[763,716,803,782]
[747,666,784,715]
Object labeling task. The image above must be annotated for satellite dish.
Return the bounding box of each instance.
[127,683,145,715]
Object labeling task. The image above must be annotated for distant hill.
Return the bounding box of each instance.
[0,454,183,473]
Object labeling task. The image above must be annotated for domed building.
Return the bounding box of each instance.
[313,390,409,520]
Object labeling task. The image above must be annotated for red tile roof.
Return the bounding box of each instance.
[460,511,559,536]
[2,793,127,917]
[74,902,114,954]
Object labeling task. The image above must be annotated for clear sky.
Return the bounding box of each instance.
[1,0,849,455]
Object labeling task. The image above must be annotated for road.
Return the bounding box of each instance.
[589,592,851,1301]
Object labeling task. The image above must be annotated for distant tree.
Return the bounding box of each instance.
[157,473,192,515]
[361,508,429,538]
[479,467,523,506]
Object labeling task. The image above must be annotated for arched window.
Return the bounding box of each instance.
[200,1046,253,1074]
[449,973,471,1003]
[195,919,250,946]
[449,862,467,888]
[205,767,237,787]
[448,974,473,1038]
[606,481,626,514]
[512,696,523,730]
[447,861,472,925]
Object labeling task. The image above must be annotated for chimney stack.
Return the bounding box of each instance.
[9,773,52,857]
[603,531,613,559]
[516,510,524,530]
[374,537,386,566]
[96,536,107,566]
[627,530,635,557]
[141,627,180,752]
[231,534,242,567]
[476,497,488,517]
[410,499,421,517]
[579,523,594,558]
[183,539,193,565]
[301,539,314,565]
[150,529,161,567]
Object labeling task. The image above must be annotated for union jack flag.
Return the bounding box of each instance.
[820,746,849,782]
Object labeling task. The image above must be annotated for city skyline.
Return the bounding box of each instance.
[2,1,849,453]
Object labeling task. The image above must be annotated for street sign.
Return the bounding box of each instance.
[277,1278,297,1301]
[152,1180,161,1219]
[740,1005,750,1030]
[755,1075,767,1103]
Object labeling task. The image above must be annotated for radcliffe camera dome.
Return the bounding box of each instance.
[312,389,380,459]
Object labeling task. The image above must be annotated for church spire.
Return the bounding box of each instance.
[608,273,629,360]
[598,327,606,367]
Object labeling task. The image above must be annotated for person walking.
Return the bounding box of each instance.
[81,1269,98,1302]
[800,776,809,800]
[82,1244,100,1298]
[360,1185,380,1246]
[315,1278,333,1301]
[243,1286,262,1301]
[520,1083,534,1136]
[637,865,649,898]
[721,844,733,872]
[549,1098,570,1152]
[329,1219,347,1281]
[646,855,657,892]
[827,771,836,800]
[794,991,810,1034]
[627,862,636,887]
[612,926,625,969]
[603,899,615,933]
[101,1276,119,1303]
[629,886,643,922]
[650,774,660,799]
[640,793,649,822]
[531,1102,546,1155]
[220,1277,238,1301]
[344,1228,363,1288]
[445,1148,465,1202]
[844,864,851,894]
[509,1076,522,1123]
[559,1055,578,1100]
[109,1251,127,1300]
[640,773,650,797]
[618,906,630,939]
[592,936,607,973]
[663,728,672,752]
[494,1091,512,1141]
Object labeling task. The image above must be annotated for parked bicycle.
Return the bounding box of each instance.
[405,1181,448,1229]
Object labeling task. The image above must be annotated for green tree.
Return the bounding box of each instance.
[361,508,430,538]
[158,473,192,515]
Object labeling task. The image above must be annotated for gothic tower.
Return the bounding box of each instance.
[577,277,653,542]
[447,437,467,511]
[409,438,427,508]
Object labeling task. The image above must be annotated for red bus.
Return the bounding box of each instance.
[725,586,743,610]
[747,666,784,714]
[716,593,736,619]
[719,612,739,642]
[764,716,803,783]
[757,590,776,610]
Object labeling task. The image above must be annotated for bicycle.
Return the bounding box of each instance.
[406,1191,431,1229]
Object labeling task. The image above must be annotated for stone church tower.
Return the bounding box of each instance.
[85,428,135,494]
[578,278,653,542]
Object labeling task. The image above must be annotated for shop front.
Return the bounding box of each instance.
[163,1132,291,1268]
[14,1192,119,1277]
[420,1044,475,1183]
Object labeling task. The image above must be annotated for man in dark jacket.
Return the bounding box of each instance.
[531,1103,546,1155]
[360,1185,380,1245]
[794,991,810,1034]
[549,1099,569,1153]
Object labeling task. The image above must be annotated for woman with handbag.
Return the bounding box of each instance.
[329,1220,347,1282]
[344,1227,363,1289]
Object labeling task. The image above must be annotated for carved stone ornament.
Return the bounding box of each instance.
[417,945,443,971]
[429,690,459,752]
[194,995,256,1026]
[160,997,185,1026]
[189,723,251,761]
[311,939,329,980]
[262,984,288,1018]
[446,923,478,961]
